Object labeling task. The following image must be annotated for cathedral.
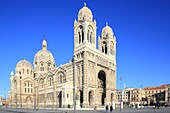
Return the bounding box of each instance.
[8,3,117,108]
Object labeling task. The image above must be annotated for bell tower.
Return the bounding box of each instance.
[98,23,116,57]
[74,3,97,53]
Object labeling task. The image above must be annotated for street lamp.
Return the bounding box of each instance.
[34,73,37,111]
[16,80,18,109]
[72,55,76,113]
[120,76,122,112]
[140,85,142,107]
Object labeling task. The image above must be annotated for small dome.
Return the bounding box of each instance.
[10,71,14,76]
[78,4,92,15]
[78,3,93,21]
[16,59,33,69]
[102,24,113,36]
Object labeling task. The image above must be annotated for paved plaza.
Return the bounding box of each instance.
[0,108,170,113]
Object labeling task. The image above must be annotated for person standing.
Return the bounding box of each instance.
[106,105,109,113]
[110,105,113,112]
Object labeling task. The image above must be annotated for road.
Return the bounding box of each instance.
[0,108,170,113]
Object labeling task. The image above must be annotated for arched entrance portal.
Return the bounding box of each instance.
[58,91,62,108]
[98,70,106,106]
[88,90,94,106]
[111,93,114,103]
[78,90,83,108]
[25,96,32,108]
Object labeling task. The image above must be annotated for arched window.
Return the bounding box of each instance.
[47,62,51,71]
[24,81,33,94]
[102,41,107,54]
[87,26,93,44]
[47,76,53,86]
[110,41,114,55]
[60,75,62,83]
[40,63,44,71]
[79,32,81,44]
[78,26,84,44]
[27,69,29,74]
[39,79,44,88]
[22,69,25,74]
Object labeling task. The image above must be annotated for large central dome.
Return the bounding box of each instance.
[34,39,55,72]
[34,49,55,64]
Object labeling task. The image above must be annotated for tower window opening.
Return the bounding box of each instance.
[90,32,92,43]
[79,32,81,44]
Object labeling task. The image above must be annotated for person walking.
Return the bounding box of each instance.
[106,105,109,113]
[110,105,113,112]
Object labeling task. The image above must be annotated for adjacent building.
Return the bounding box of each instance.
[116,90,129,104]
[0,96,2,106]
[116,84,170,107]
[8,3,117,108]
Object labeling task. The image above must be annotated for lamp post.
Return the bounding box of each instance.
[72,55,76,113]
[16,80,18,109]
[20,76,22,108]
[120,76,122,112]
[34,73,37,111]
[140,85,142,107]
[4,88,6,108]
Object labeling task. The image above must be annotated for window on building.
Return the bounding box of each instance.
[27,69,29,74]
[22,69,25,74]
[40,63,44,71]
[60,75,62,83]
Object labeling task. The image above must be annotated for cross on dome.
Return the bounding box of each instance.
[106,22,108,26]
[84,2,86,7]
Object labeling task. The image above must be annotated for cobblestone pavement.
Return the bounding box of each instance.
[0,107,170,113]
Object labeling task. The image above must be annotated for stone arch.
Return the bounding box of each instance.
[98,70,106,106]
[88,90,94,106]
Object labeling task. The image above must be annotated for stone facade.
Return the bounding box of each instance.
[8,3,117,108]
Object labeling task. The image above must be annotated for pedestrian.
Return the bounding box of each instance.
[110,105,113,112]
[106,105,109,113]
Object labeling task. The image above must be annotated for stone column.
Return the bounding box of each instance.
[106,71,110,105]
[83,51,88,107]
[44,83,47,109]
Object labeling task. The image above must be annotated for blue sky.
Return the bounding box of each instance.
[0,0,170,97]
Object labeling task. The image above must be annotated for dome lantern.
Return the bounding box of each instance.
[42,39,47,50]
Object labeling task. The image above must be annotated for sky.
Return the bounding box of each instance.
[0,0,170,97]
